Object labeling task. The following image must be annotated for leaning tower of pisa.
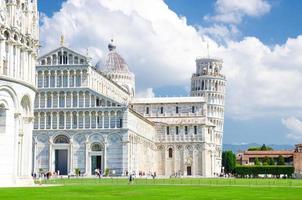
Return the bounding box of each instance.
[191,58,226,174]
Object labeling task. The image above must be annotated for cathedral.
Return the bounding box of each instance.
[0,1,226,185]
[0,0,39,186]
[32,39,226,177]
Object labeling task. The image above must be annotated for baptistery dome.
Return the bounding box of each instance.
[99,40,135,97]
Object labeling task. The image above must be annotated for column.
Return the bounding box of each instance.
[50,112,53,129]
[48,71,50,88]
[71,112,73,129]
[67,70,70,88]
[114,111,117,129]
[64,112,66,129]
[54,71,57,87]
[57,112,59,129]
[64,93,66,108]
[103,142,107,171]
[77,92,80,107]
[102,113,104,128]
[38,113,40,129]
[49,141,53,172]
[57,93,60,108]
[95,112,98,128]
[108,112,111,129]
[83,92,86,107]
[38,93,41,109]
[80,71,82,87]
[70,139,74,174]
[89,94,91,107]
[74,71,76,86]
[42,71,45,88]
[85,140,89,175]
[89,112,92,129]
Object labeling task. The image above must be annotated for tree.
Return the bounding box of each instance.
[254,157,260,165]
[262,156,269,165]
[222,150,236,174]
[260,144,273,151]
[268,157,275,165]
[277,155,286,165]
[248,144,273,151]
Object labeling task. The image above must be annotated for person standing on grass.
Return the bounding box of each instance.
[129,174,133,184]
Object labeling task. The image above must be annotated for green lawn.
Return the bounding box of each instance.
[1,178,302,200]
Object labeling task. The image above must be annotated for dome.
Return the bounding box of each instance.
[95,60,103,72]
[103,39,130,73]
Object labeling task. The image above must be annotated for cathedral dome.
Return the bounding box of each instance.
[103,39,130,73]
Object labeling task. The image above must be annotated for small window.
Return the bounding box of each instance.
[176,106,179,114]
[168,148,173,158]
[176,126,179,135]
[185,126,188,135]
[194,126,197,135]
[192,106,195,113]
[160,106,164,114]
[146,107,149,114]
[166,126,170,135]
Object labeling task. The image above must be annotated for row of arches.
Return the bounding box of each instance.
[34,91,117,109]
[34,110,123,130]
[39,51,85,66]
[207,93,225,105]
[36,69,87,88]
[208,106,224,119]
[191,78,225,93]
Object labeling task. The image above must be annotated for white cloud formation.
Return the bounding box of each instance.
[207,0,271,24]
[282,117,302,141]
[39,0,302,120]
[136,88,155,98]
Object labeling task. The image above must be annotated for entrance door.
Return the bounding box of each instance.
[55,149,68,175]
[187,166,192,176]
[91,156,102,175]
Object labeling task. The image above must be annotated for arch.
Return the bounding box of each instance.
[53,134,70,144]
[91,142,103,151]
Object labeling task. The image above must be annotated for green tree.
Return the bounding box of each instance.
[262,156,269,165]
[260,144,273,151]
[254,157,260,165]
[277,155,286,165]
[268,157,275,165]
[222,150,236,174]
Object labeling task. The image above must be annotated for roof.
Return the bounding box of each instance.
[100,40,130,73]
[131,97,205,104]
[243,151,294,155]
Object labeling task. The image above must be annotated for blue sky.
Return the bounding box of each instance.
[38,0,302,145]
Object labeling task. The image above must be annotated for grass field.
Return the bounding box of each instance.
[1,178,302,200]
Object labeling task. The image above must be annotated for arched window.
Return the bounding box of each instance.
[54,135,69,144]
[91,143,103,151]
[168,148,173,158]
[0,104,7,134]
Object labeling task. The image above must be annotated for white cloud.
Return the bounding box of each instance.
[136,88,155,98]
[39,0,302,120]
[282,117,302,141]
[209,0,271,24]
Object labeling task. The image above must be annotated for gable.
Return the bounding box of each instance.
[38,46,89,66]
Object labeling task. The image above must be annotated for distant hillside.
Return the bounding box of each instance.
[223,143,294,153]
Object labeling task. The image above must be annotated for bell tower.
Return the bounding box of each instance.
[191,57,226,174]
